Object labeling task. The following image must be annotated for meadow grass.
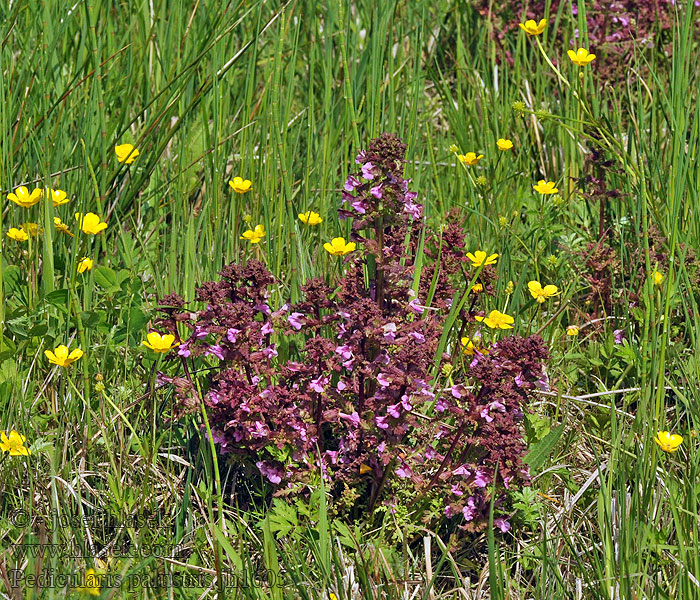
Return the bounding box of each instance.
[1,0,699,598]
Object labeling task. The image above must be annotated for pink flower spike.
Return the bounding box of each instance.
[335,345,353,360]
[376,415,390,429]
[462,497,477,521]
[382,322,397,341]
[408,331,425,343]
[339,411,361,427]
[344,175,361,192]
[377,372,392,387]
[288,312,305,330]
[310,376,329,393]
[494,518,511,533]
[480,407,494,423]
[206,344,225,360]
[395,463,412,478]
[256,461,283,484]
[408,298,425,314]
[453,464,471,477]
[451,384,466,398]
[351,199,367,214]
[474,469,489,488]
[262,345,278,359]
[361,162,375,180]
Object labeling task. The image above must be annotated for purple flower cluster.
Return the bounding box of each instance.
[341,133,421,231]
[440,335,549,530]
[156,134,550,533]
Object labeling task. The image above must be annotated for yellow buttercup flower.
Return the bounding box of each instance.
[528,280,560,303]
[519,19,547,36]
[0,430,31,456]
[466,251,498,268]
[471,283,484,294]
[21,222,40,237]
[324,237,356,256]
[77,257,94,273]
[115,143,139,164]
[652,270,663,286]
[654,431,683,453]
[298,211,323,225]
[54,217,75,237]
[461,335,487,355]
[241,224,265,244]
[74,568,101,597]
[7,186,43,208]
[566,325,580,336]
[6,227,29,242]
[496,138,513,151]
[568,48,596,67]
[142,331,178,353]
[359,463,372,475]
[47,188,70,206]
[533,180,558,195]
[457,152,484,166]
[229,177,252,194]
[45,345,84,367]
[75,213,108,235]
[475,310,514,330]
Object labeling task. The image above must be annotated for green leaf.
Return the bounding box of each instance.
[261,516,283,600]
[80,311,105,329]
[212,523,243,572]
[27,324,48,337]
[3,265,23,296]
[44,289,70,308]
[267,499,298,537]
[126,307,149,344]
[524,413,551,443]
[524,424,565,471]
[94,265,118,290]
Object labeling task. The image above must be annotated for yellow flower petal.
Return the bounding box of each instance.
[6,227,29,242]
[142,331,178,353]
[45,344,83,367]
[654,431,683,453]
[496,138,513,151]
[115,143,139,164]
[229,177,252,193]
[75,213,108,235]
[324,237,355,256]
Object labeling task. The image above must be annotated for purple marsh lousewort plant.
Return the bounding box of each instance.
[155,134,549,532]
